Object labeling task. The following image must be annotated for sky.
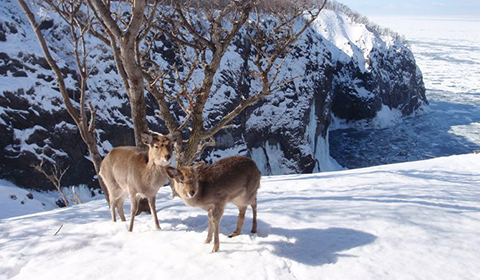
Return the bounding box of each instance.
[335,0,480,17]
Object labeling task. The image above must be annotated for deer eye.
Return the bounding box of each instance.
[154,145,159,149]
[177,175,185,183]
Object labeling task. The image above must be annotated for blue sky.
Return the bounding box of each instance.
[335,0,480,17]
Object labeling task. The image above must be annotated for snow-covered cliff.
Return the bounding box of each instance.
[0,0,427,190]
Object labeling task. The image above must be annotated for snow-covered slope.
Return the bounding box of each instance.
[1,153,479,280]
[0,179,102,219]
[0,179,57,218]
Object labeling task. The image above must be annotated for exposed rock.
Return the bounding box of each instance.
[0,2,427,191]
[55,198,66,208]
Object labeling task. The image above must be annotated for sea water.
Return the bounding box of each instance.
[329,16,480,169]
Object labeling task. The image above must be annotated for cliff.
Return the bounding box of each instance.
[0,0,427,190]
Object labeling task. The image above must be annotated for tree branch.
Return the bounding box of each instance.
[174,2,215,50]
[17,0,81,126]
[143,71,179,132]
[87,0,122,38]
[125,0,148,38]
[138,0,160,42]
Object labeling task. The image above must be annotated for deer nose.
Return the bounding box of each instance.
[165,154,171,161]
[188,190,195,197]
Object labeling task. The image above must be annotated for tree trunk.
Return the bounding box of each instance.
[127,86,151,213]
[120,41,151,213]
[178,103,207,163]
[120,32,149,148]
[58,189,69,207]
[128,80,149,148]
[85,141,110,204]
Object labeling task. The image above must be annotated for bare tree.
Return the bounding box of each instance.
[31,159,83,206]
[17,0,109,202]
[85,0,159,148]
[18,0,327,198]
[72,186,83,204]
[28,0,159,149]
[31,159,70,206]
[18,0,163,211]
[146,0,327,168]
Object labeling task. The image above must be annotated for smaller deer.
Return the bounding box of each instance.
[166,156,260,252]
[99,131,178,232]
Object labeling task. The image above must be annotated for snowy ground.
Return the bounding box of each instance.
[330,16,480,168]
[1,153,480,280]
[0,180,101,220]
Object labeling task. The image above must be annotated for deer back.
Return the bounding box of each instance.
[100,147,166,197]
[169,156,260,208]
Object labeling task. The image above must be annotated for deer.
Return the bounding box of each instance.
[166,155,261,253]
[99,130,178,232]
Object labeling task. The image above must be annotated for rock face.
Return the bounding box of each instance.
[0,1,427,191]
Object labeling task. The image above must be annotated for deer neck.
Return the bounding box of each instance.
[143,156,166,180]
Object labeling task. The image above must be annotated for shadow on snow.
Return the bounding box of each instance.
[263,227,376,266]
[163,214,377,266]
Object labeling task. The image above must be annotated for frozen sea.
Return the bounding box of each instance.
[330,16,480,169]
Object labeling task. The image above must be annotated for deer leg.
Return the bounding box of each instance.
[117,203,126,222]
[148,196,161,230]
[128,195,140,232]
[211,205,225,253]
[251,199,257,234]
[116,197,126,222]
[205,209,214,244]
[110,199,117,222]
[229,206,247,238]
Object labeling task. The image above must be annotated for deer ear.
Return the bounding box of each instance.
[140,131,154,145]
[166,166,180,179]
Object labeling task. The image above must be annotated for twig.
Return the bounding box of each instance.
[54,223,64,236]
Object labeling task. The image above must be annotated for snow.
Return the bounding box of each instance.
[311,9,397,75]
[329,104,405,131]
[371,105,403,128]
[207,144,248,161]
[251,141,292,175]
[53,121,77,131]
[0,0,131,123]
[312,132,343,172]
[0,179,102,220]
[1,153,480,279]
[0,179,56,219]
[370,16,480,95]
[10,126,47,159]
[306,103,343,172]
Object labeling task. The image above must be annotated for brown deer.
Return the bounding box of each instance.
[166,156,261,252]
[99,131,178,232]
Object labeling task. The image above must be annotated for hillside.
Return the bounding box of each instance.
[1,153,479,279]
[0,0,427,190]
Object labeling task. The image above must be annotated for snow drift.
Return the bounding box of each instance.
[1,153,479,279]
